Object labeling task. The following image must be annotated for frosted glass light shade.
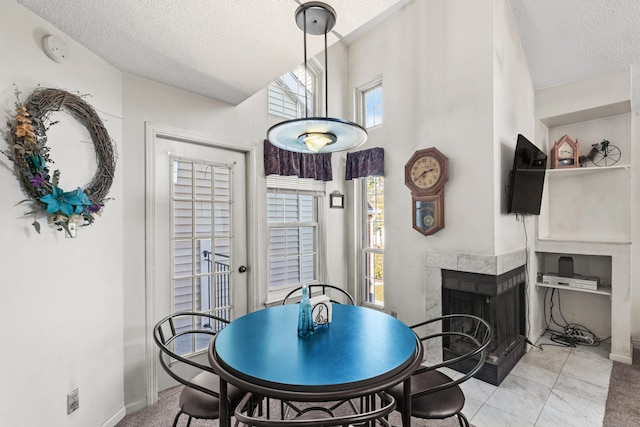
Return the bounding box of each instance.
[267,117,368,154]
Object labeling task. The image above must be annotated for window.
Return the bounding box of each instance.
[268,63,318,119]
[363,82,383,128]
[362,176,384,307]
[172,159,233,354]
[267,177,325,293]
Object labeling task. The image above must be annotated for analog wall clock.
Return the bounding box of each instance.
[551,135,579,169]
[404,147,449,196]
[405,147,449,236]
[412,193,444,236]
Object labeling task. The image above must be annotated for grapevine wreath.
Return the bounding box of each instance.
[4,87,116,236]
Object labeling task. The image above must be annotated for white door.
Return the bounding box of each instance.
[149,128,248,392]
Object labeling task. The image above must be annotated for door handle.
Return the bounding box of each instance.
[238,265,247,273]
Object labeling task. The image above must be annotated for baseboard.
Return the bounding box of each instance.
[610,353,633,365]
[99,397,148,427]
[124,396,149,414]
[632,337,640,349]
[99,406,126,427]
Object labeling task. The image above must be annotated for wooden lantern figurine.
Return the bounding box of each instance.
[551,135,579,169]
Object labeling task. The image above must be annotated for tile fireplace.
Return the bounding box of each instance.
[441,266,526,385]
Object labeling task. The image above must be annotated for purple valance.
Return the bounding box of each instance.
[345,147,384,180]
[264,140,333,181]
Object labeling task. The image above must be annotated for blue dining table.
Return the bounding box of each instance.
[208,304,423,426]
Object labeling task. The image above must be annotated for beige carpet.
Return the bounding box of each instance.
[603,348,640,426]
[116,386,470,426]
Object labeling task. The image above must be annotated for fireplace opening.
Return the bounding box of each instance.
[442,266,526,385]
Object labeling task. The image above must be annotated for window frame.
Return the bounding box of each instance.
[357,78,383,129]
[359,175,384,309]
[266,176,327,303]
[268,59,322,120]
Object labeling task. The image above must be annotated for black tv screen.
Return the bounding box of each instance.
[507,134,547,215]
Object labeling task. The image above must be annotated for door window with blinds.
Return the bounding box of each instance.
[172,158,233,350]
[267,177,325,292]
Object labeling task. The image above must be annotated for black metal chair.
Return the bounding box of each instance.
[153,311,246,427]
[282,284,354,305]
[387,314,493,427]
[234,391,396,427]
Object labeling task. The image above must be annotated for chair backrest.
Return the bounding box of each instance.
[282,284,354,305]
[153,311,229,398]
[410,314,493,396]
[234,392,395,427]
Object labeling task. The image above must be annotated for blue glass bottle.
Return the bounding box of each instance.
[297,284,314,338]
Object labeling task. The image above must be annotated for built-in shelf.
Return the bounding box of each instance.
[537,237,631,245]
[545,164,630,176]
[533,68,632,364]
[535,281,612,297]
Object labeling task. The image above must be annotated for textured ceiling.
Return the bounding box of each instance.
[15,1,640,108]
[509,0,640,107]
[16,0,409,105]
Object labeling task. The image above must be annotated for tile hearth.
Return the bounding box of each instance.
[452,333,612,426]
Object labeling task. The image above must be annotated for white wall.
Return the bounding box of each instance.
[491,0,543,338]
[493,0,536,254]
[632,108,639,347]
[121,45,351,409]
[346,0,525,326]
[0,1,124,426]
[0,0,352,421]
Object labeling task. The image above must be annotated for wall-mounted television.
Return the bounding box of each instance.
[507,134,547,215]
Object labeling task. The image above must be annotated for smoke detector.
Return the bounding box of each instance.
[41,35,69,63]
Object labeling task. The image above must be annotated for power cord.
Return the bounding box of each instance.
[541,287,605,349]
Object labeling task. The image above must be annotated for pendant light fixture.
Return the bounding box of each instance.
[266,1,368,154]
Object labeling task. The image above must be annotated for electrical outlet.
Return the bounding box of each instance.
[67,388,79,415]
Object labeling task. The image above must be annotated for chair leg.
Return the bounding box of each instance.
[457,412,470,427]
[172,410,182,427]
[185,415,192,427]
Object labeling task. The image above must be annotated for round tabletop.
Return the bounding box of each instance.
[212,304,418,392]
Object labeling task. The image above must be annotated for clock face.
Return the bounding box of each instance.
[552,135,578,169]
[558,141,574,159]
[405,148,448,228]
[410,156,442,190]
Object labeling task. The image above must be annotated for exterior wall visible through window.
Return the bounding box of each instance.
[267,189,319,290]
[268,64,317,120]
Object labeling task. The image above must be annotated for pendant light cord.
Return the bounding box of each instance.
[324,21,328,117]
[303,9,308,119]
[302,7,331,119]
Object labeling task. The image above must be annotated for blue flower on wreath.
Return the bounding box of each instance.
[40,187,92,216]
[27,153,45,171]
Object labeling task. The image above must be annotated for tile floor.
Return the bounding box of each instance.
[448,334,613,427]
